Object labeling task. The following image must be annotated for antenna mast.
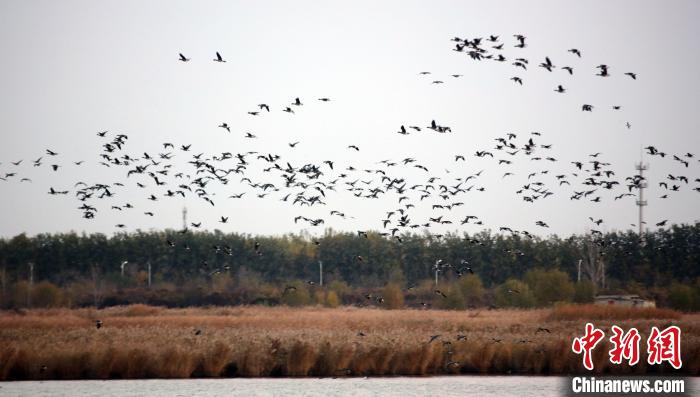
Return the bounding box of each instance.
[635,160,648,238]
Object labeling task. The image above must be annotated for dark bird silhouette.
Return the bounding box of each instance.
[178,53,190,62]
[539,56,554,72]
[596,64,609,77]
[213,51,226,62]
[218,123,230,132]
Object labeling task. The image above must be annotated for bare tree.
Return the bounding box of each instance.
[580,236,605,289]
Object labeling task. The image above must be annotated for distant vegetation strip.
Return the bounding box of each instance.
[2,225,700,311]
[0,305,697,380]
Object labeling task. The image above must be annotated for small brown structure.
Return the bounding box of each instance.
[594,294,656,308]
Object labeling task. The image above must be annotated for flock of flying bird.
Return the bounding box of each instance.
[1,36,699,294]
[2,34,699,374]
[446,34,638,124]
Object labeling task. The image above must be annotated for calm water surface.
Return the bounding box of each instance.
[1,376,697,397]
[3,376,555,397]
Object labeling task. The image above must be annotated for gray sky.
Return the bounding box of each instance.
[0,0,698,239]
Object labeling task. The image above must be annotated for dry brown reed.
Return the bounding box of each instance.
[0,305,697,380]
[546,304,682,321]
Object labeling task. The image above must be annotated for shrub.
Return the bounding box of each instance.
[495,279,536,308]
[9,281,30,308]
[458,274,485,306]
[524,268,574,306]
[32,281,64,308]
[437,286,466,310]
[327,280,350,304]
[313,290,325,306]
[325,290,340,308]
[281,281,310,307]
[667,283,694,312]
[573,280,596,304]
[381,283,404,309]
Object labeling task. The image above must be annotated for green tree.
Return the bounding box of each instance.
[524,268,574,306]
[437,286,466,310]
[495,279,536,308]
[458,274,485,307]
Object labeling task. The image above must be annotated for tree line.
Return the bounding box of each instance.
[1,223,699,310]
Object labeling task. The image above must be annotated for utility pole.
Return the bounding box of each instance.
[147,262,152,287]
[577,259,582,282]
[635,160,648,239]
[319,260,323,286]
[433,259,441,286]
[182,207,188,230]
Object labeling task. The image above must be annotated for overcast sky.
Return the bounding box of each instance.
[0,0,698,239]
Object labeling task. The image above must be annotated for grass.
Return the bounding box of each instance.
[0,305,698,380]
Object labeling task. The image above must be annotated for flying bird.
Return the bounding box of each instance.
[213,52,226,62]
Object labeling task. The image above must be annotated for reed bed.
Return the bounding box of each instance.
[1,305,697,380]
[546,304,682,321]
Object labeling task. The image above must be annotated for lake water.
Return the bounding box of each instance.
[2,377,557,397]
[1,376,697,397]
